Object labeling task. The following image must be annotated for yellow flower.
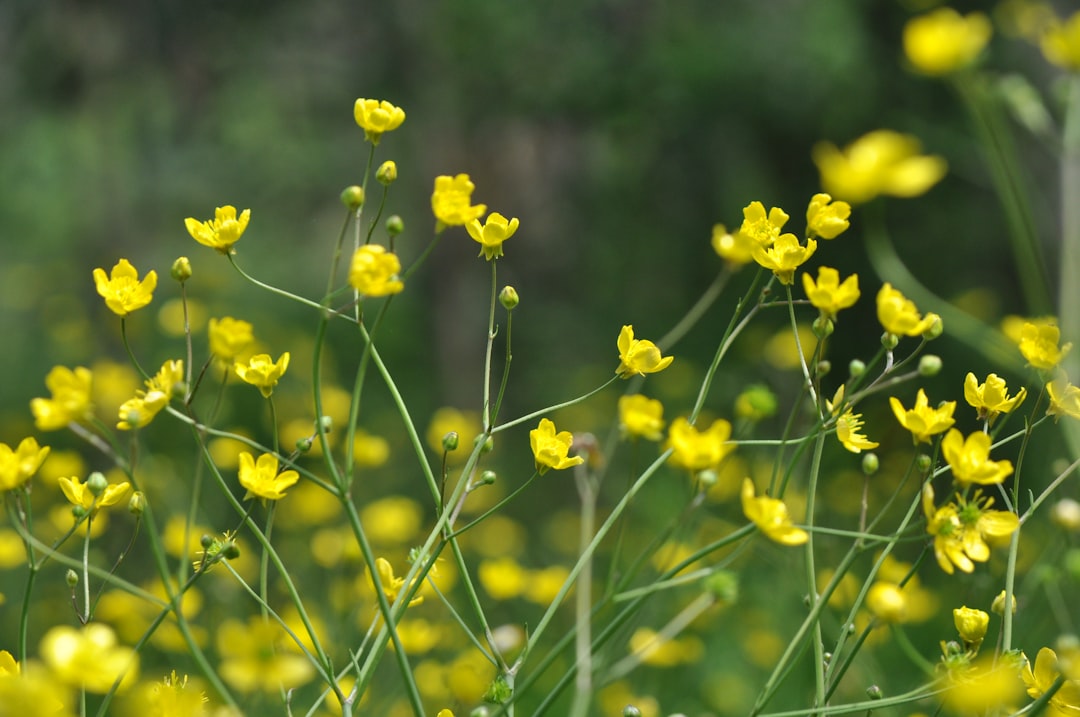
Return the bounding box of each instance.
[740,477,808,546]
[665,417,735,473]
[0,650,17,676]
[953,606,989,651]
[31,365,93,431]
[529,418,584,475]
[941,428,1013,486]
[126,671,208,717]
[59,475,132,516]
[353,98,405,144]
[0,437,50,492]
[739,201,790,246]
[370,556,424,607]
[237,452,299,501]
[432,174,487,227]
[0,666,73,717]
[478,556,526,600]
[93,259,157,317]
[812,129,948,204]
[618,394,665,441]
[890,388,956,443]
[802,266,860,319]
[963,372,1027,421]
[835,410,879,454]
[616,325,674,378]
[40,623,138,693]
[348,244,404,297]
[117,359,184,431]
[805,193,851,239]
[866,581,907,623]
[1047,372,1080,420]
[217,617,315,693]
[923,483,1018,574]
[437,710,455,717]
[184,205,250,254]
[1041,11,1080,71]
[1018,321,1072,370]
[1022,647,1080,716]
[234,352,290,398]
[903,8,992,76]
[208,317,254,361]
[628,628,704,667]
[752,233,817,285]
[711,223,755,265]
[876,283,938,337]
[467,212,519,260]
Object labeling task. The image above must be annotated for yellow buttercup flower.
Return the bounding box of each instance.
[711,223,755,265]
[127,671,208,717]
[740,477,808,546]
[941,429,1013,487]
[903,8,992,76]
[866,582,907,623]
[876,282,938,337]
[59,474,132,516]
[890,388,956,443]
[208,317,255,361]
[117,359,184,430]
[805,193,851,239]
[1047,372,1080,420]
[953,606,989,652]
[184,205,250,254]
[812,129,947,204]
[237,452,299,501]
[217,617,315,693]
[353,98,405,144]
[802,266,860,319]
[370,556,424,607]
[1018,321,1072,370]
[835,410,878,454]
[1023,647,1080,715]
[618,394,665,441]
[1041,11,1080,71]
[0,437,50,492]
[348,244,404,297]
[739,201,789,246]
[467,212,519,260]
[93,259,157,317]
[616,325,674,378]
[529,418,584,475]
[432,174,487,227]
[963,372,1026,421]
[31,365,93,431]
[752,233,817,285]
[234,352,290,398]
[665,417,735,473]
[40,623,138,693]
[923,483,1018,574]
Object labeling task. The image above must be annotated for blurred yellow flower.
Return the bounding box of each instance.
[876,283,938,337]
[426,406,483,462]
[903,8,992,76]
[184,205,250,254]
[237,452,299,502]
[234,352,290,398]
[348,244,404,297]
[208,317,255,361]
[740,477,808,546]
[813,129,947,204]
[93,259,157,317]
[628,628,705,667]
[369,557,423,607]
[359,496,422,544]
[1047,372,1080,420]
[739,201,789,246]
[616,325,674,378]
[216,617,315,693]
[40,622,138,693]
[866,581,907,623]
[432,174,486,227]
[125,671,208,717]
[711,223,755,265]
[618,394,665,441]
[1041,11,1080,71]
[665,417,735,473]
[0,665,72,717]
[529,418,583,475]
[805,193,851,239]
[353,429,391,467]
[890,388,956,443]
[523,565,570,605]
[803,266,860,319]
[1022,647,1080,716]
[1018,321,1072,370]
[59,475,132,516]
[835,410,879,454]
[117,359,184,431]
[752,233,817,285]
[467,212,519,260]
[353,98,405,144]
[941,429,1013,486]
[478,556,527,600]
[963,372,1026,421]
[0,437,50,492]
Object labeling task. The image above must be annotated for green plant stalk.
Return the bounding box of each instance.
[803,429,828,710]
[259,502,276,621]
[657,266,732,350]
[81,513,92,622]
[483,261,499,431]
[568,468,597,717]
[755,684,943,717]
[120,318,150,381]
[603,592,714,683]
[1061,75,1080,389]
[491,299,514,427]
[491,377,620,434]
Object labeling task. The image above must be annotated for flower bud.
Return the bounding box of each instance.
[295,436,314,453]
[478,470,497,486]
[72,505,88,519]
[861,452,880,476]
[991,589,1017,615]
[499,285,520,310]
[469,709,491,717]
[866,685,884,700]
[376,160,398,185]
[734,384,778,421]
[817,360,832,377]
[881,332,899,350]
[623,707,643,717]
[483,674,512,705]
[128,491,146,516]
[318,415,334,433]
[696,469,718,488]
[341,185,365,211]
[703,569,739,604]
[386,214,404,236]
[916,454,933,473]
[200,534,214,549]
[66,569,79,588]
[918,354,942,377]
[1051,498,1080,531]
[953,606,989,651]
[86,471,108,497]
[442,432,460,452]
[222,540,240,560]
[812,316,834,339]
[848,359,866,378]
[922,313,944,340]
[171,256,192,282]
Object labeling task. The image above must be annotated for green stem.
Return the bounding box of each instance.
[657,267,732,350]
[483,261,499,431]
[491,377,619,434]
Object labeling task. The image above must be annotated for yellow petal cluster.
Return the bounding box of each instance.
[739,201,789,246]
[467,212,519,260]
[529,418,584,475]
[941,429,1013,486]
[903,8,992,76]
[184,205,250,254]
[40,623,138,693]
[711,223,755,265]
[876,283,939,337]
[1018,321,1072,370]
[432,174,487,227]
[803,266,860,319]
[963,372,1026,421]
[1047,372,1080,420]
[348,244,404,297]
[813,130,947,204]
[1041,11,1080,71]
[59,474,132,516]
[216,617,315,693]
[117,359,184,431]
[30,366,93,431]
[234,352,290,398]
[618,394,665,441]
[0,437,50,492]
[752,233,817,286]
[953,606,989,651]
[92,259,157,317]
[889,388,956,443]
[616,325,674,378]
[665,417,735,473]
[866,581,907,623]
[371,556,424,607]
[923,483,1018,574]
[1022,647,1080,714]
[208,316,255,361]
[237,452,299,501]
[835,410,878,454]
[353,98,405,144]
[740,477,808,546]
[805,193,851,239]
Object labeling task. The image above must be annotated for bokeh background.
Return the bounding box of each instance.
[2,0,1078,714]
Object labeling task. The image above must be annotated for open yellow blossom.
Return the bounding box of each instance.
[618,394,665,441]
[370,556,423,607]
[812,129,947,204]
[467,212,519,260]
[835,410,879,454]
[432,174,487,227]
[867,582,907,623]
[741,477,808,546]
[234,352,290,398]
[529,418,584,475]
[59,475,132,516]
[348,244,404,297]
[1047,372,1080,420]
[217,617,315,693]
[1018,321,1072,370]
[739,201,789,246]
[923,483,1018,574]
[805,193,851,239]
[237,452,299,501]
[31,366,93,431]
[876,283,938,337]
[1022,647,1080,716]
[1041,11,1080,71]
[40,623,138,693]
[890,388,955,443]
[963,372,1026,421]
[208,317,255,361]
[184,205,250,254]
[0,438,50,492]
[665,417,735,473]
[616,325,674,378]
[942,428,1013,486]
[117,359,184,431]
[752,233,816,285]
[903,8,992,76]
[803,267,860,319]
[353,98,405,144]
[711,223,755,265]
[127,671,208,717]
[93,259,157,317]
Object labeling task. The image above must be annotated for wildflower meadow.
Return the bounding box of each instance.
[3,3,1080,716]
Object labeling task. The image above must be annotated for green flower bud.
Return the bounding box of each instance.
[478,470,497,486]
[817,360,832,377]
[72,505,88,520]
[849,359,866,378]
[66,569,79,588]
[341,185,365,211]
[623,708,643,717]
[201,534,214,549]
[499,285,519,310]
[734,384,778,421]
[296,436,314,453]
[171,256,192,282]
[696,469,718,488]
[442,431,460,452]
[318,415,334,433]
[881,332,900,350]
[918,354,942,377]
[86,471,108,497]
[866,685,884,700]
[386,214,404,236]
[376,160,398,185]
[861,452,879,476]
[222,540,241,560]
[991,589,1017,615]
[483,674,512,705]
[916,454,933,473]
[922,314,944,340]
[703,569,739,604]
[128,491,146,516]
[812,316,834,339]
